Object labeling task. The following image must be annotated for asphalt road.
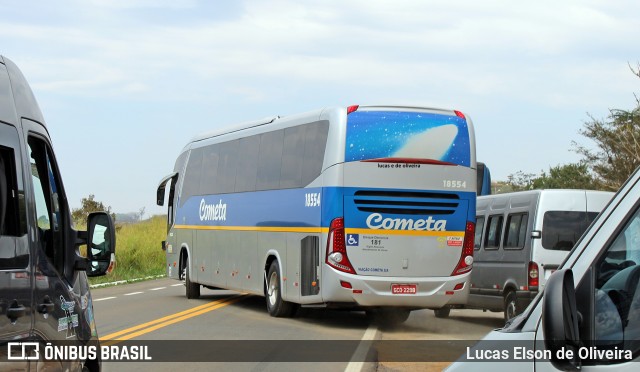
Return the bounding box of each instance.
[91,278,504,371]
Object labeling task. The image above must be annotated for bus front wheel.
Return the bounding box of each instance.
[266,261,296,317]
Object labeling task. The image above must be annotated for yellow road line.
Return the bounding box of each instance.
[100,294,247,344]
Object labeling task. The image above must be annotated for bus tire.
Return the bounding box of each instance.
[504,290,517,322]
[184,260,200,299]
[266,261,296,317]
[434,307,451,318]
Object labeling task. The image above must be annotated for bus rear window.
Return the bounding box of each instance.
[345,110,471,166]
[542,211,599,251]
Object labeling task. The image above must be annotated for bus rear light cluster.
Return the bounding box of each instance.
[326,217,357,275]
[451,221,475,276]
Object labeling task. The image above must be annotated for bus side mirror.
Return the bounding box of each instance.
[542,269,581,371]
[86,212,116,277]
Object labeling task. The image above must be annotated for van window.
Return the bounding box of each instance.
[542,211,599,251]
[593,206,640,360]
[474,216,484,250]
[484,215,503,249]
[28,137,66,274]
[504,213,528,249]
[0,124,28,269]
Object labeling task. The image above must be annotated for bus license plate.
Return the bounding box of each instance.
[391,284,417,294]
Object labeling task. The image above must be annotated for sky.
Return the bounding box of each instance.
[2,0,639,216]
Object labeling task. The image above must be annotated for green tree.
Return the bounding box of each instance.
[72,194,116,225]
[532,162,598,189]
[573,64,640,191]
[505,171,537,191]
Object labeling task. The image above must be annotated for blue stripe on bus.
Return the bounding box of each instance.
[175,187,476,232]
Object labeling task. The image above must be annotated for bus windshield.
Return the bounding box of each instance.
[345,110,471,166]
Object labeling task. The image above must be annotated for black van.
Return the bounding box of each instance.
[0,55,115,370]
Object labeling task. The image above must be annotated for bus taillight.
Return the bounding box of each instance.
[326,217,356,275]
[346,105,359,114]
[451,221,474,276]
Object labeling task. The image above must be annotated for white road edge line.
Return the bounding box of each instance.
[124,292,144,296]
[344,324,378,372]
[149,287,166,291]
[171,284,183,287]
[93,297,116,302]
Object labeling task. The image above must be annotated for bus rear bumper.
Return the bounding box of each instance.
[321,269,470,308]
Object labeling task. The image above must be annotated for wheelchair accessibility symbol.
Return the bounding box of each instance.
[347,234,359,246]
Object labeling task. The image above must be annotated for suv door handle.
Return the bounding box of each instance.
[7,300,26,322]
[37,296,55,315]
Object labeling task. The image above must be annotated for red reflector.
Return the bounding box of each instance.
[454,282,464,291]
[340,280,352,289]
[353,290,363,294]
[529,262,539,288]
[454,110,466,119]
[347,105,359,114]
[446,291,454,295]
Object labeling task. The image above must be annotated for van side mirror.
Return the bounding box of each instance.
[542,269,581,371]
[86,212,116,277]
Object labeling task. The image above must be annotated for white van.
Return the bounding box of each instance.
[463,190,613,322]
[447,170,640,370]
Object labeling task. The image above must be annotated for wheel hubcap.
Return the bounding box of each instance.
[268,271,278,306]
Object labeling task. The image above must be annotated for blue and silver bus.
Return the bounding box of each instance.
[157,105,478,323]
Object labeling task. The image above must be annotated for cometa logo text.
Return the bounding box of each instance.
[366,213,446,231]
[199,199,227,221]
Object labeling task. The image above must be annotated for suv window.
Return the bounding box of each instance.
[593,206,640,356]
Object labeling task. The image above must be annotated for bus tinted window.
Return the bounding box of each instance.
[256,130,284,190]
[280,125,305,188]
[200,145,219,195]
[216,140,239,194]
[302,120,329,185]
[345,110,470,166]
[181,147,203,205]
[542,211,599,251]
[235,135,260,193]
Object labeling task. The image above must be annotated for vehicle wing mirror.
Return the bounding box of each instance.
[86,212,116,277]
[542,268,581,371]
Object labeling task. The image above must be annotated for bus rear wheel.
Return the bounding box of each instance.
[266,261,296,317]
[184,258,200,299]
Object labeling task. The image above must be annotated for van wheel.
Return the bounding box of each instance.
[504,290,517,322]
[434,307,451,318]
[266,261,296,317]
[184,260,200,299]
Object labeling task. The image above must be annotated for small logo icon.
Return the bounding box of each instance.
[7,342,39,360]
[347,234,359,246]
